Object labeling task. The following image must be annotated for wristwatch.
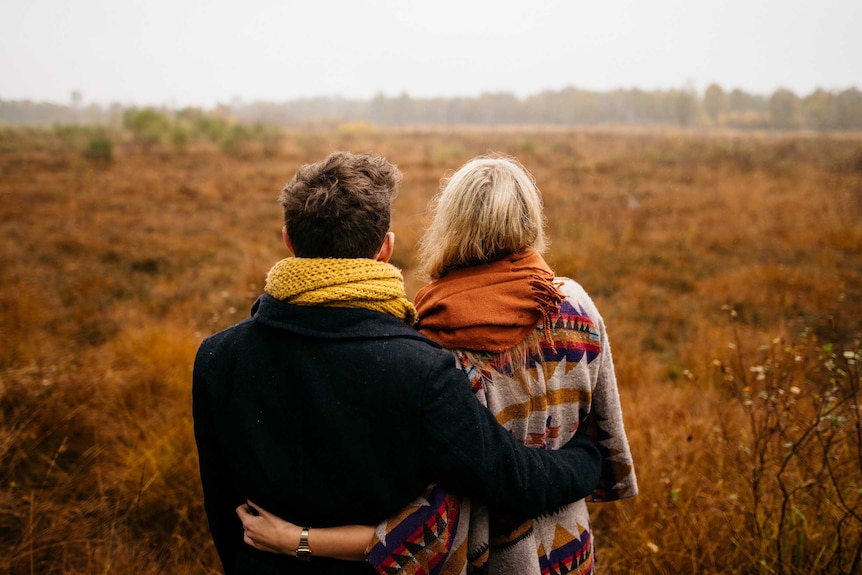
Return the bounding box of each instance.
[295,527,312,562]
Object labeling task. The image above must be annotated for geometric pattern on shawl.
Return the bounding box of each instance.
[490,300,601,378]
[537,300,602,368]
[485,517,593,575]
[536,525,593,575]
[367,484,465,575]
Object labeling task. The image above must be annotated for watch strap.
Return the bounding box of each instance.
[296,527,312,561]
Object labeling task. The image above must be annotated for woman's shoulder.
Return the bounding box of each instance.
[553,276,608,332]
[555,276,585,293]
[555,276,597,307]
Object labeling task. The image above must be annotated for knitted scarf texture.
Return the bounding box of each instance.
[264,257,417,325]
[414,250,564,353]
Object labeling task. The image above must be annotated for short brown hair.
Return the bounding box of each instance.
[278,151,401,258]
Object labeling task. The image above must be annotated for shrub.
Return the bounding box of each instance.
[714,308,862,574]
[123,108,171,151]
[84,132,114,163]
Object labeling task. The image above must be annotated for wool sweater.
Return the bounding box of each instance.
[193,294,602,575]
[367,278,638,575]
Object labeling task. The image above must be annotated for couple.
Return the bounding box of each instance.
[193,151,637,575]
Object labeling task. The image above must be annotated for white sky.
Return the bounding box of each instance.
[1,0,859,108]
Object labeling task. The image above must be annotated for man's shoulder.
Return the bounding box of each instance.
[252,294,441,347]
[194,318,255,370]
[194,297,444,364]
[199,317,254,347]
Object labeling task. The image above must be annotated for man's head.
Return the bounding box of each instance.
[278,151,401,259]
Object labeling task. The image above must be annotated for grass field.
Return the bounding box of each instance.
[1,125,861,574]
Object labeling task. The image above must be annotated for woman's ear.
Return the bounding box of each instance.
[376,232,395,263]
[282,226,295,255]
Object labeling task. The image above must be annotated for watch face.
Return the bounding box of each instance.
[296,548,312,562]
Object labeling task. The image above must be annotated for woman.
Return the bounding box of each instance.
[237,155,638,574]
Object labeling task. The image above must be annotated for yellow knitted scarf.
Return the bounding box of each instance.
[264,257,417,325]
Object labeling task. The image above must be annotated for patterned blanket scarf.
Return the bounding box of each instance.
[264,257,417,325]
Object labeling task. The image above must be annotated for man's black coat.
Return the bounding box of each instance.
[193,294,600,574]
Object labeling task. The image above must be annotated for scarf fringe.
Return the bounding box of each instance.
[529,272,565,351]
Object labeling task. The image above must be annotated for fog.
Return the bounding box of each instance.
[1,0,859,107]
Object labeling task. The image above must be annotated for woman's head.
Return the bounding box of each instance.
[418,155,548,279]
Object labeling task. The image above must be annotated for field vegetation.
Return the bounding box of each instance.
[1,122,861,574]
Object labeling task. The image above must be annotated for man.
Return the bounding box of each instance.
[193,151,601,574]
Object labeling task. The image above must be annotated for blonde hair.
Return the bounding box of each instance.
[418,155,548,280]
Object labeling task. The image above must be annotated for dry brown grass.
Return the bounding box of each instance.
[1,125,861,574]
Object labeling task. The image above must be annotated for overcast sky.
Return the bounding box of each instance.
[1,0,859,108]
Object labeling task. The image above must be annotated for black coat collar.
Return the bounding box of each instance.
[250,294,440,346]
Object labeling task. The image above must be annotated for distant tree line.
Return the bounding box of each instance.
[2,84,861,131]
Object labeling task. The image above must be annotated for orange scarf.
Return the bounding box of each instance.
[414,251,564,353]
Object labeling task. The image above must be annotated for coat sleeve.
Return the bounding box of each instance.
[415,351,602,521]
[192,344,244,574]
[586,324,639,502]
